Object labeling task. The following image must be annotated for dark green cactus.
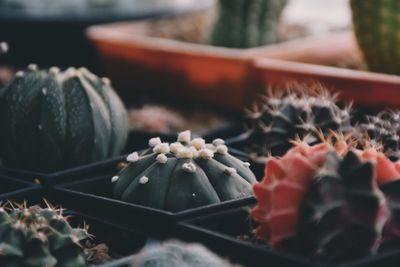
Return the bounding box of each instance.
[210,0,287,48]
[0,64,128,172]
[359,110,400,160]
[292,151,388,261]
[244,87,352,159]
[131,240,237,267]
[113,130,256,212]
[0,203,89,267]
[351,0,400,74]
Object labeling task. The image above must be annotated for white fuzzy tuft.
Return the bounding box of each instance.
[149,137,162,147]
[182,162,197,173]
[27,64,38,71]
[153,143,170,154]
[191,138,205,149]
[111,176,119,183]
[176,147,194,159]
[170,142,184,154]
[244,162,251,168]
[224,167,237,175]
[190,146,200,158]
[198,148,214,159]
[126,152,140,163]
[156,154,168,164]
[49,66,60,75]
[15,71,24,78]
[139,176,149,184]
[215,145,228,155]
[212,138,225,146]
[101,77,111,86]
[177,130,191,143]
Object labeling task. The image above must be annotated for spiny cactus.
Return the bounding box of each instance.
[0,202,89,267]
[113,130,257,212]
[351,0,400,74]
[131,240,238,267]
[244,85,352,160]
[251,137,400,261]
[210,0,287,48]
[359,110,400,161]
[0,64,128,172]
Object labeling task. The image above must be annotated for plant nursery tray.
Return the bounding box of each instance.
[178,205,400,267]
[0,174,41,201]
[47,175,256,233]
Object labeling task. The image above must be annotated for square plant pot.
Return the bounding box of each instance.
[47,175,256,233]
[178,205,400,267]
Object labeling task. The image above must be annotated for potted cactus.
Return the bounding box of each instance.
[86,0,289,109]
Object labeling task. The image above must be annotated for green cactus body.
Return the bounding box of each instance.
[211,0,287,48]
[113,131,256,212]
[245,88,352,159]
[0,64,128,172]
[131,240,237,267]
[293,151,389,260]
[0,204,89,267]
[351,0,400,74]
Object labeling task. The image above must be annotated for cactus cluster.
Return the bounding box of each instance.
[351,0,400,74]
[210,0,287,48]
[113,130,256,212]
[0,202,89,267]
[359,110,400,160]
[131,240,238,267]
[251,139,400,261]
[0,64,128,172]
[243,86,352,160]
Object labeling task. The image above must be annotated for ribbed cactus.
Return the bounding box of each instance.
[351,0,400,74]
[359,110,400,160]
[0,64,128,172]
[210,0,287,48]
[131,240,237,267]
[0,203,89,267]
[251,139,400,261]
[244,86,352,160]
[113,130,256,212]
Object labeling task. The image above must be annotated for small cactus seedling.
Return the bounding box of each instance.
[251,138,400,261]
[131,240,238,267]
[244,85,352,160]
[0,64,128,172]
[0,202,89,267]
[113,130,257,212]
[211,0,287,48]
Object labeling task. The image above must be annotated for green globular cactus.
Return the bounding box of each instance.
[112,130,257,212]
[210,0,287,48]
[0,64,128,172]
[359,110,400,161]
[244,87,352,160]
[0,203,89,267]
[131,240,237,267]
[351,0,400,74]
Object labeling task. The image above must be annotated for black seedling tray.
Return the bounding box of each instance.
[0,174,41,201]
[47,174,256,234]
[0,155,126,186]
[177,205,400,267]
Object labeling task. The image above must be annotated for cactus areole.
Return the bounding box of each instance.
[0,64,128,172]
[113,130,257,212]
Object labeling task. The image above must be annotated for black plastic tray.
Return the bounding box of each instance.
[47,175,255,233]
[178,205,400,267]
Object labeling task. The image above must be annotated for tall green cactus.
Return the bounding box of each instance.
[211,0,287,48]
[351,0,400,74]
[0,64,128,172]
